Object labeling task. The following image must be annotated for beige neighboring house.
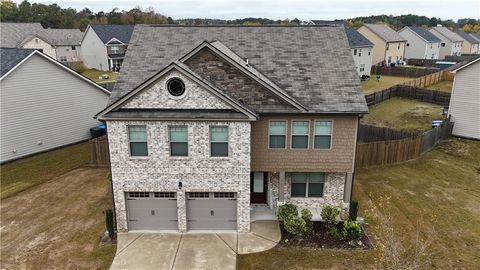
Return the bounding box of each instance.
[429,26,463,59]
[19,29,83,63]
[447,57,480,140]
[455,30,480,54]
[357,23,407,66]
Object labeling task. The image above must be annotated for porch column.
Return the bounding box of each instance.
[109,58,113,71]
[279,171,285,203]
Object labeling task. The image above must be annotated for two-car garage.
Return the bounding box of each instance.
[125,191,237,231]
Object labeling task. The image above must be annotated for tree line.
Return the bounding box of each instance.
[1,0,479,33]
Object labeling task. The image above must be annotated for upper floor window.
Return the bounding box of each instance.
[368,49,371,55]
[169,126,188,156]
[71,46,76,50]
[314,120,332,149]
[291,120,309,149]
[167,78,186,97]
[291,172,325,198]
[353,49,357,55]
[430,43,432,49]
[358,49,362,56]
[59,56,67,62]
[210,126,228,157]
[269,120,286,149]
[128,126,148,156]
[386,43,389,50]
[111,46,119,54]
[441,43,445,47]
[398,43,400,49]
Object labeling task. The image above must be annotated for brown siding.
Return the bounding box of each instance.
[251,114,358,173]
[107,45,127,55]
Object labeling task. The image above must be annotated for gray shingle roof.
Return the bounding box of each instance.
[0,23,44,48]
[90,24,134,44]
[111,25,368,114]
[455,30,480,44]
[0,48,36,77]
[20,28,83,46]
[404,26,441,43]
[363,24,406,42]
[309,21,373,48]
[429,26,464,42]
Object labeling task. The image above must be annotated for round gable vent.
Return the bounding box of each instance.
[167,78,185,97]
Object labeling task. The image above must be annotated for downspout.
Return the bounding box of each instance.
[349,115,361,203]
[104,120,117,233]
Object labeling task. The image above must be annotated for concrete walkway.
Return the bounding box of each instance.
[110,220,280,270]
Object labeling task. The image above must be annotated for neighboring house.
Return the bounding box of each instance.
[309,21,374,77]
[357,23,407,66]
[0,22,44,48]
[0,48,110,163]
[455,30,480,54]
[429,26,464,59]
[398,26,441,60]
[80,24,134,72]
[19,29,83,62]
[95,25,368,233]
[447,57,480,139]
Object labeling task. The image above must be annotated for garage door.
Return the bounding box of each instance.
[126,192,178,231]
[187,192,237,230]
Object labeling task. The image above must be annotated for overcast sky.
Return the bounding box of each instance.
[13,0,480,21]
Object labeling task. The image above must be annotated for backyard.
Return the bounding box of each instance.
[361,75,413,94]
[81,69,118,83]
[361,97,444,132]
[238,138,480,269]
[425,80,453,92]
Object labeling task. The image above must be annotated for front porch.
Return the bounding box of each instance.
[250,204,325,222]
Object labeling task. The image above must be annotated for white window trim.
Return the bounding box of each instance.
[127,125,149,158]
[290,173,326,198]
[209,125,229,158]
[290,120,310,150]
[168,125,188,157]
[268,120,287,149]
[313,120,333,150]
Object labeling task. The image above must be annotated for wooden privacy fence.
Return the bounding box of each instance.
[364,84,451,107]
[90,135,110,167]
[371,66,440,77]
[355,121,454,168]
[357,124,419,143]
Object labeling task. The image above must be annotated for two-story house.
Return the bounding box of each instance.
[455,30,480,55]
[96,25,368,233]
[398,26,441,60]
[429,26,464,59]
[357,23,407,66]
[80,24,134,72]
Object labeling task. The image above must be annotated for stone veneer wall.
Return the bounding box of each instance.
[107,120,251,232]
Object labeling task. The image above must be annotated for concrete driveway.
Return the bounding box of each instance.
[110,220,280,270]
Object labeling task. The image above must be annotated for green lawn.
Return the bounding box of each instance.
[82,69,118,83]
[425,80,453,93]
[361,75,413,94]
[238,138,480,269]
[361,97,443,132]
[0,142,90,199]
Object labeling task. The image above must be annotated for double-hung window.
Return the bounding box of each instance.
[291,172,325,198]
[210,126,228,157]
[169,126,188,156]
[128,126,148,156]
[314,120,332,149]
[269,121,286,148]
[111,46,119,54]
[291,120,309,149]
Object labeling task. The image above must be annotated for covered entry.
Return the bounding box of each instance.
[126,192,178,231]
[186,192,237,230]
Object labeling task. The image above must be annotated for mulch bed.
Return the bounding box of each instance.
[277,221,373,250]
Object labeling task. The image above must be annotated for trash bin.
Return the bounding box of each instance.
[98,123,106,135]
[90,127,102,138]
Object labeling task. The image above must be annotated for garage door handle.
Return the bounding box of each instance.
[170,220,178,222]
[187,220,197,222]
[228,220,237,222]
[129,219,138,222]
[228,199,237,200]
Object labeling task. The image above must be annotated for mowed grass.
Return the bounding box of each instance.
[238,138,480,269]
[361,75,413,94]
[361,97,443,132]
[82,69,118,82]
[425,80,453,93]
[0,142,90,199]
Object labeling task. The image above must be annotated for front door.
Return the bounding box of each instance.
[250,172,267,204]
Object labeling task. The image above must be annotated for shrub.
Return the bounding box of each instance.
[349,201,359,221]
[277,203,298,224]
[342,220,362,239]
[301,208,313,233]
[321,205,340,228]
[283,214,308,236]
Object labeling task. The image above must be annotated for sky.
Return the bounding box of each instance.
[12,0,480,21]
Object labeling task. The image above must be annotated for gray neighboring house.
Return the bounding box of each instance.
[80,24,134,72]
[19,28,83,63]
[95,25,368,233]
[455,30,480,55]
[429,26,464,58]
[0,48,110,163]
[398,26,441,60]
[309,21,374,77]
[0,22,44,48]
